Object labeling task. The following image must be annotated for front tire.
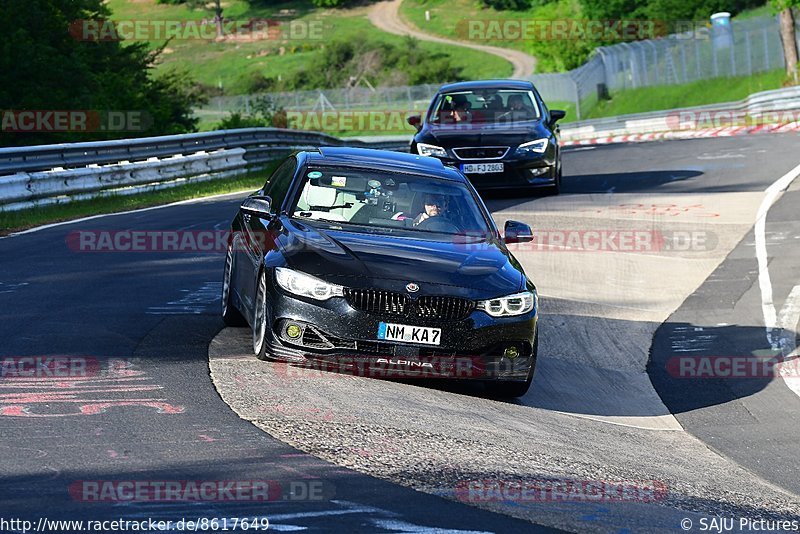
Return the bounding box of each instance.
[253,269,271,361]
[544,167,561,196]
[222,244,246,327]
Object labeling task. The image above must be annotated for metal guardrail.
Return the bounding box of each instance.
[559,85,800,141]
[2,84,799,213]
[0,128,410,212]
[0,128,408,176]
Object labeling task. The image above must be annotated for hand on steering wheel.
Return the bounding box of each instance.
[415,215,460,233]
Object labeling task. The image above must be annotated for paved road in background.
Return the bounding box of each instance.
[368,0,537,78]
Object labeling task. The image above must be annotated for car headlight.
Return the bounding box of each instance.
[517,138,548,154]
[275,267,344,301]
[476,291,536,317]
[417,143,447,158]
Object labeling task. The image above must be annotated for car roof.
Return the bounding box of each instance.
[438,79,535,93]
[305,147,465,182]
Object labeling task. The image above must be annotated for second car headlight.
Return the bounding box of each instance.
[417,143,447,158]
[517,138,548,154]
[476,291,536,317]
[275,267,344,301]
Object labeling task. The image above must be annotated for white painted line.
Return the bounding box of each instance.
[777,285,800,399]
[754,162,800,347]
[371,519,493,534]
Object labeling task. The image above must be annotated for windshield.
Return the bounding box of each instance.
[290,167,492,236]
[429,89,540,125]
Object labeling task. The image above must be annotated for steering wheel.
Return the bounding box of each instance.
[415,216,460,234]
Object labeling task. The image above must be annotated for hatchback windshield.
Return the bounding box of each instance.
[290,167,491,235]
[429,89,540,124]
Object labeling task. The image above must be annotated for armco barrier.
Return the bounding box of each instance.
[2,85,799,212]
[559,86,800,143]
[0,128,409,212]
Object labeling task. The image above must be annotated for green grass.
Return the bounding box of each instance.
[106,0,511,94]
[583,69,787,119]
[732,4,774,20]
[401,0,538,54]
[0,164,279,236]
[547,101,576,121]
[401,0,596,71]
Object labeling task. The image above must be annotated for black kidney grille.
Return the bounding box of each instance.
[344,288,408,316]
[453,146,509,160]
[416,295,475,320]
[344,289,474,321]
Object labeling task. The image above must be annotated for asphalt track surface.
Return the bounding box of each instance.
[1,133,799,532]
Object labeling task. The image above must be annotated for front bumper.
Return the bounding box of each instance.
[414,144,558,190]
[263,281,537,381]
[457,158,557,190]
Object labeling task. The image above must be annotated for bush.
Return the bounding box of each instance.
[214,96,286,130]
[286,36,465,90]
[479,0,531,10]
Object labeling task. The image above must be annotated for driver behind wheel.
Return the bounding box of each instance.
[413,193,448,227]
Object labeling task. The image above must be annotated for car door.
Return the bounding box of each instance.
[237,157,297,316]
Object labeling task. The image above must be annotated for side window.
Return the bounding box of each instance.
[263,157,297,214]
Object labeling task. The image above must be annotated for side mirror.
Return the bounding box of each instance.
[550,109,566,124]
[504,220,534,244]
[407,114,422,131]
[240,195,272,218]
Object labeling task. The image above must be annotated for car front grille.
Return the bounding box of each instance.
[344,289,474,321]
[453,146,509,160]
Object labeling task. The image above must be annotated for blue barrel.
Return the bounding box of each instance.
[710,12,733,49]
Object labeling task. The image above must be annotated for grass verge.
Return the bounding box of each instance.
[584,69,787,119]
[106,0,512,95]
[0,164,279,236]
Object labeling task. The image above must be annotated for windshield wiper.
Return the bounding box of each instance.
[307,203,353,211]
[296,213,347,224]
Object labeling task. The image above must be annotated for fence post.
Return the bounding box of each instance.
[572,76,581,120]
[712,42,719,77]
[647,42,659,85]
[680,42,689,83]
[695,38,701,79]
[639,44,649,85]
[745,31,753,76]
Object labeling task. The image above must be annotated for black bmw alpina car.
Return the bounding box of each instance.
[222,147,539,396]
[408,80,565,194]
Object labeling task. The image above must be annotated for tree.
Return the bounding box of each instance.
[213,0,224,39]
[773,1,799,82]
[0,0,205,146]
